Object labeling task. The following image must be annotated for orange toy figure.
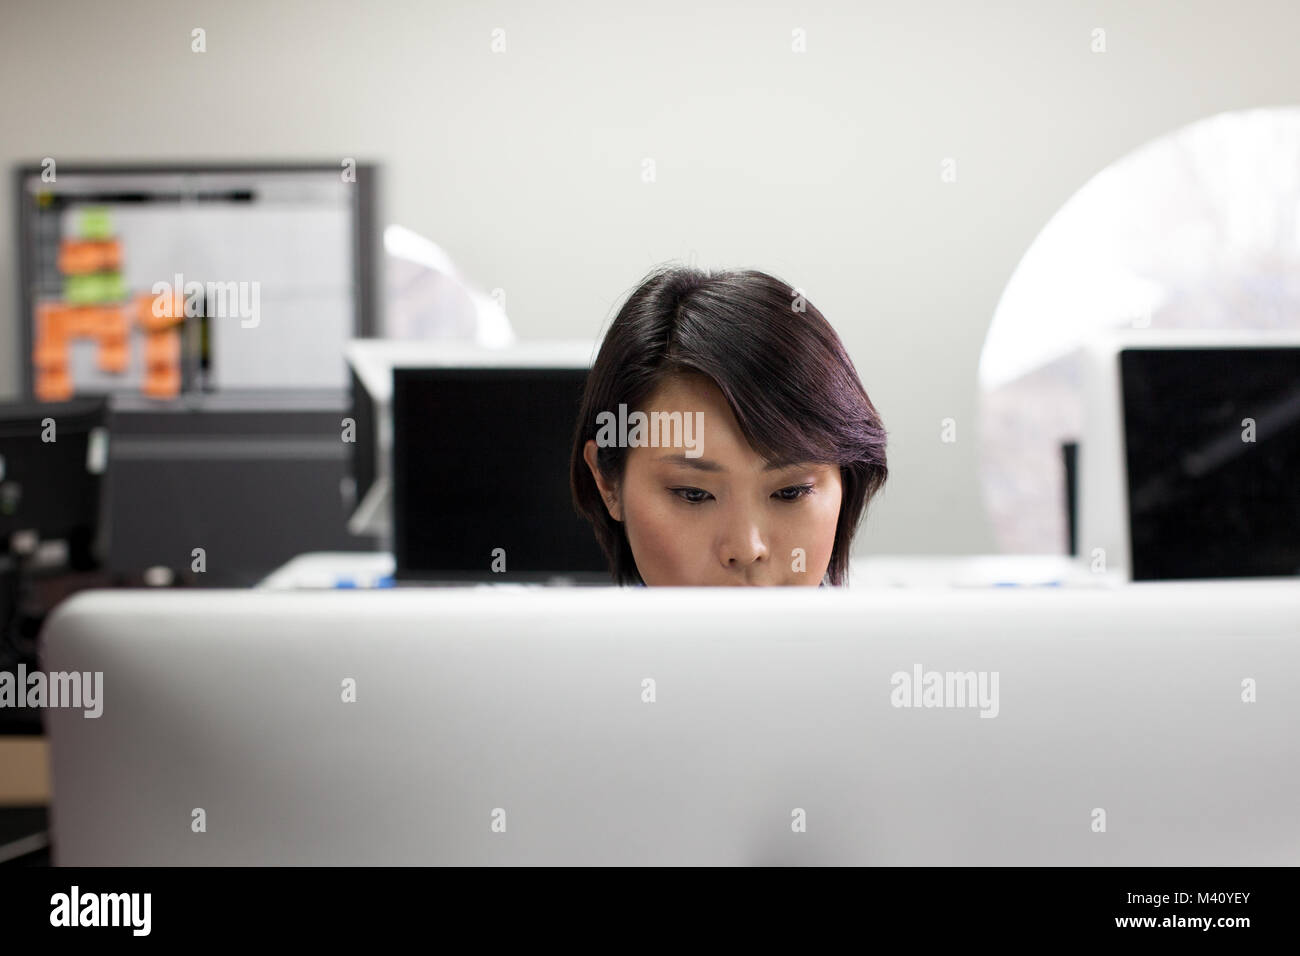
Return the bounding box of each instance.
[135,289,185,332]
[33,303,72,400]
[137,292,183,398]
[57,238,122,275]
[144,328,181,367]
[35,210,157,400]
[64,306,100,338]
[142,360,181,398]
[34,302,70,346]
[97,305,130,340]
[35,369,74,402]
[96,306,130,373]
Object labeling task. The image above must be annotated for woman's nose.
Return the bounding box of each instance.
[717,508,769,568]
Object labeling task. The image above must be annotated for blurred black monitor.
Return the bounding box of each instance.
[0,396,108,570]
[0,396,109,733]
[391,367,609,583]
[1121,346,1300,581]
[1062,440,1078,557]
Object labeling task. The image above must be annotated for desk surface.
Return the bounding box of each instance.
[256,551,1113,590]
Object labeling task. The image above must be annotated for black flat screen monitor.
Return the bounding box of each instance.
[1120,346,1300,581]
[0,396,108,569]
[392,367,609,582]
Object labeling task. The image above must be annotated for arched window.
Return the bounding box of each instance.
[978,107,1300,553]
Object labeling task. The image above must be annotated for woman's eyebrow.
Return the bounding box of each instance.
[655,454,725,472]
[654,454,812,473]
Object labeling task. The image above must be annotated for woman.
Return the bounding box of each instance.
[570,265,888,586]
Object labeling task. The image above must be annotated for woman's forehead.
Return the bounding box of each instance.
[642,370,726,409]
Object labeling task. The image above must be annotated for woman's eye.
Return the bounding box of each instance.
[670,485,813,504]
[670,487,713,504]
[774,484,814,502]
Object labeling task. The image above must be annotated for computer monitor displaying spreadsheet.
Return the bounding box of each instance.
[16,163,377,402]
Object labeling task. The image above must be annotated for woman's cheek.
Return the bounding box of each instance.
[810,487,844,576]
[782,490,840,581]
[624,487,696,584]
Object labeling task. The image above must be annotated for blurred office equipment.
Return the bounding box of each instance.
[1061,441,1078,557]
[1079,330,1300,582]
[344,341,607,584]
[14,163,382,584]
[383,224,515,347]
[257,550,397,590]
[41,582,1300,864]
[393,365,608,582]
[0,397,107,571]
[0,397,108,734]
[17,165,377,399]
[978,107,1300,557]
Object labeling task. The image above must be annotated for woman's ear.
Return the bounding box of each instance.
[583,439,622,522]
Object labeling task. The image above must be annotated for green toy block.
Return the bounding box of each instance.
[63,271,127,304]
[99,272,127,301]
[64,274,99,304]
[78,206,114,240]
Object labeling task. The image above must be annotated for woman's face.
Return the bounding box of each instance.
[583,372,843,586]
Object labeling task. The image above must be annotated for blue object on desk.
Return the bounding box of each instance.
[331,575,394,589]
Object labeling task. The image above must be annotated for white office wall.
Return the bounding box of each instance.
[2,0,1298,555]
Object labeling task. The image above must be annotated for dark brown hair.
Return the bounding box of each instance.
[570,264,888,586]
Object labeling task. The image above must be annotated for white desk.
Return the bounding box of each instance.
[256,552,1114,590]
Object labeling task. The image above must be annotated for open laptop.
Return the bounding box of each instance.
[39,581,1300,865]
